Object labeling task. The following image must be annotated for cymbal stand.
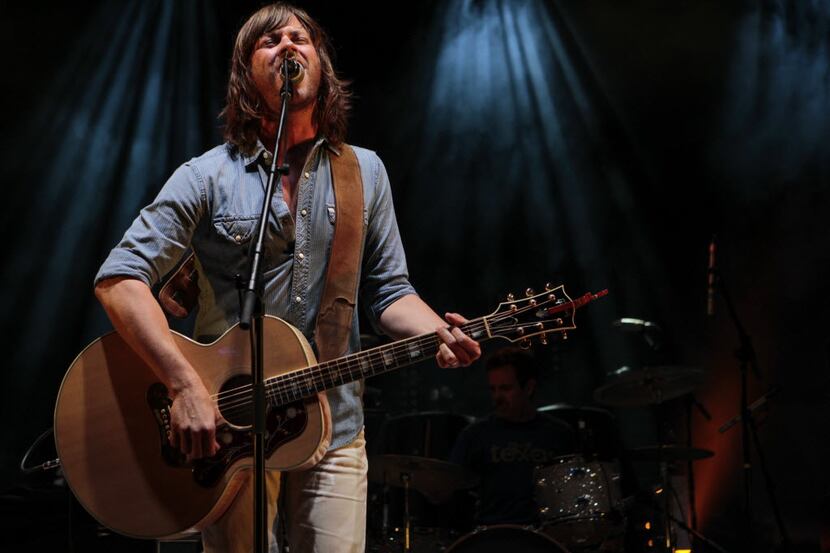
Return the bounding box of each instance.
[381,483,391,543]
[659,460,674,551]
[648,493,734,553]
[402,472,412,553]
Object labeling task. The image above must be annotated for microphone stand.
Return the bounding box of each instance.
[710,266,791,553]
[239,58,294,553]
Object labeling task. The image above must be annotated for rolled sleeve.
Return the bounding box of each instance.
[359,154,417,325]
[95,162,206,288]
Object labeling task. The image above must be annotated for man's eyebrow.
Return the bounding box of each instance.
[265,26,309,38]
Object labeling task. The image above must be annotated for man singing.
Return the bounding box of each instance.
[94,3,480,552]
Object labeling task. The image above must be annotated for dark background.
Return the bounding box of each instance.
[1,0,828,550]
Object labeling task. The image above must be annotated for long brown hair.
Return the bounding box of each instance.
[221,3,351,155]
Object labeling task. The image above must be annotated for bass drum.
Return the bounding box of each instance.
[445,525,571,553]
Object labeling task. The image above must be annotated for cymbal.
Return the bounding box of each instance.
[612,318,661,332]
[627,445,714,462]
[368,454,478,500]
[593,365,704,407]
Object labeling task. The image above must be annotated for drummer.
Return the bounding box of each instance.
[450,346,576,526]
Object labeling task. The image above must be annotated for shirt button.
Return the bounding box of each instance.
[304,171,310,179]
[300,209,308,216]
[298,252,305,260]
[234,234,242,243]
[295,296,302,303]
[263,151,272,164]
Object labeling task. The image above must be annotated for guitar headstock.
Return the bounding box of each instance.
[483,284,608,346]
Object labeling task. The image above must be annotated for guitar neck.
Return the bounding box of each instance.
[265,319,490,405]
[262,287,606,406]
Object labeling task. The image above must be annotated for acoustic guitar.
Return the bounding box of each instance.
[53,285,606,539]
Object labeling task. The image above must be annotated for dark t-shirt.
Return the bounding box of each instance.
[449,413,576,525]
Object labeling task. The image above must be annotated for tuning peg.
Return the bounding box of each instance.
[539,333,548,345]
[545,282,553,291]
[561,331,568,341]
[506,293,515,302]
[519,338,531,350]
[525,288,535,297]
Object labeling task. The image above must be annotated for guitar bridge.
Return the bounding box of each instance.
[146,383,187,467]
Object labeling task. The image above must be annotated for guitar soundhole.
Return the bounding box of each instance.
[217,374,253,426]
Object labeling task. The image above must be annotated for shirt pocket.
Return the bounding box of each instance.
[213,215,258,245]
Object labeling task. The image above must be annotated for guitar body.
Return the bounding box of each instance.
[54,316,331,539]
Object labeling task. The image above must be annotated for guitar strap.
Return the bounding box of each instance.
[313,144,365,362]
[159,253,199,318]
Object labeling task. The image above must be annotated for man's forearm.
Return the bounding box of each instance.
[94,277,201,395]
[378,293,481,368]
[377,293,446,340]
[95,276,219,458]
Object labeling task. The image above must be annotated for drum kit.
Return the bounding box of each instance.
[364,319,717,553]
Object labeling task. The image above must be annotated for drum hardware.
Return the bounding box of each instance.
[593,365,704,407]
[718,385,780,434]
[629,444,714,552]
[402,472,412,553]
[633,489,734,553]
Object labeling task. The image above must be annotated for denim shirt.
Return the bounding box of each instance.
[95,139,416,449]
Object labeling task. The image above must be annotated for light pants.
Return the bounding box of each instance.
[202,432,368,553]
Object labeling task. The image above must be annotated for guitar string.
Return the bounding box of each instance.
[213,298,572,419]
[211,297,572,418]
[254,294,580,402]
[214,319,491,418]
[213,308,513,408]
[211,297,575,418]
[213,318,492,419]
[215,318,482,403]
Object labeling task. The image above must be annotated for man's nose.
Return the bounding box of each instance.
[277,36,297,57]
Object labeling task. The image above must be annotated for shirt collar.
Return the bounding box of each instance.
[242,136,340,170]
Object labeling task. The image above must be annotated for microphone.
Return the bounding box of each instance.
[283,54,304,84]
[706,235,716,316]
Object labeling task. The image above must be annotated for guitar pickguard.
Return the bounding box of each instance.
[146,383,309,487]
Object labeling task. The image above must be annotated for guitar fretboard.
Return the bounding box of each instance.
[264,319,487,406]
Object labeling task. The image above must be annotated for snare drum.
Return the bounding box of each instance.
[445,525,569,553]
[534,455,624,548]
